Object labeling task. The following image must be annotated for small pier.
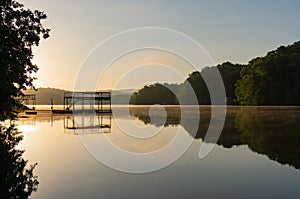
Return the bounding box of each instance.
[20,94,37,114]
[52,91,112,114]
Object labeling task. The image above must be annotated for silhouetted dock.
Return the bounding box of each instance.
[52,91,112,114]
[52,109,112,114]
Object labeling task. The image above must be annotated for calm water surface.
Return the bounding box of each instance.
[15,106,300,198]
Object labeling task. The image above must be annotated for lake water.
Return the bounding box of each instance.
[13,106,300,198]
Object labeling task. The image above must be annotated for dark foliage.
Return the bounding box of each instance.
[0,124,39,198]
[236,41,300,105]
[0,0,49,120]
[130,83,179,105]
[130,62,243,105]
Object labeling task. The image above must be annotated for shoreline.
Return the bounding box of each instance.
[19,105,300,118]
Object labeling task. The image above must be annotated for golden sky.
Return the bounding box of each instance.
[21,0,300,90]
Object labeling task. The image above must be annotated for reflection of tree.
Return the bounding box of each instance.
[236,108,300,170]
[132,106,300,170]
[131,107,244,147]
[135,114,181,127]
[180,108,244,147]
[0,125,39,199]
[130,107,181,127]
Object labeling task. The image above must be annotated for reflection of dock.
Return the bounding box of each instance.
[64,114,112,134]
[52,92,112,114]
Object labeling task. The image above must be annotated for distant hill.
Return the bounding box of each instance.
[23,87,68,105]
[111,89,135,104]
[23,87,135,105]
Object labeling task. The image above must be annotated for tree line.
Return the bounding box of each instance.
[130,41,300,105]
